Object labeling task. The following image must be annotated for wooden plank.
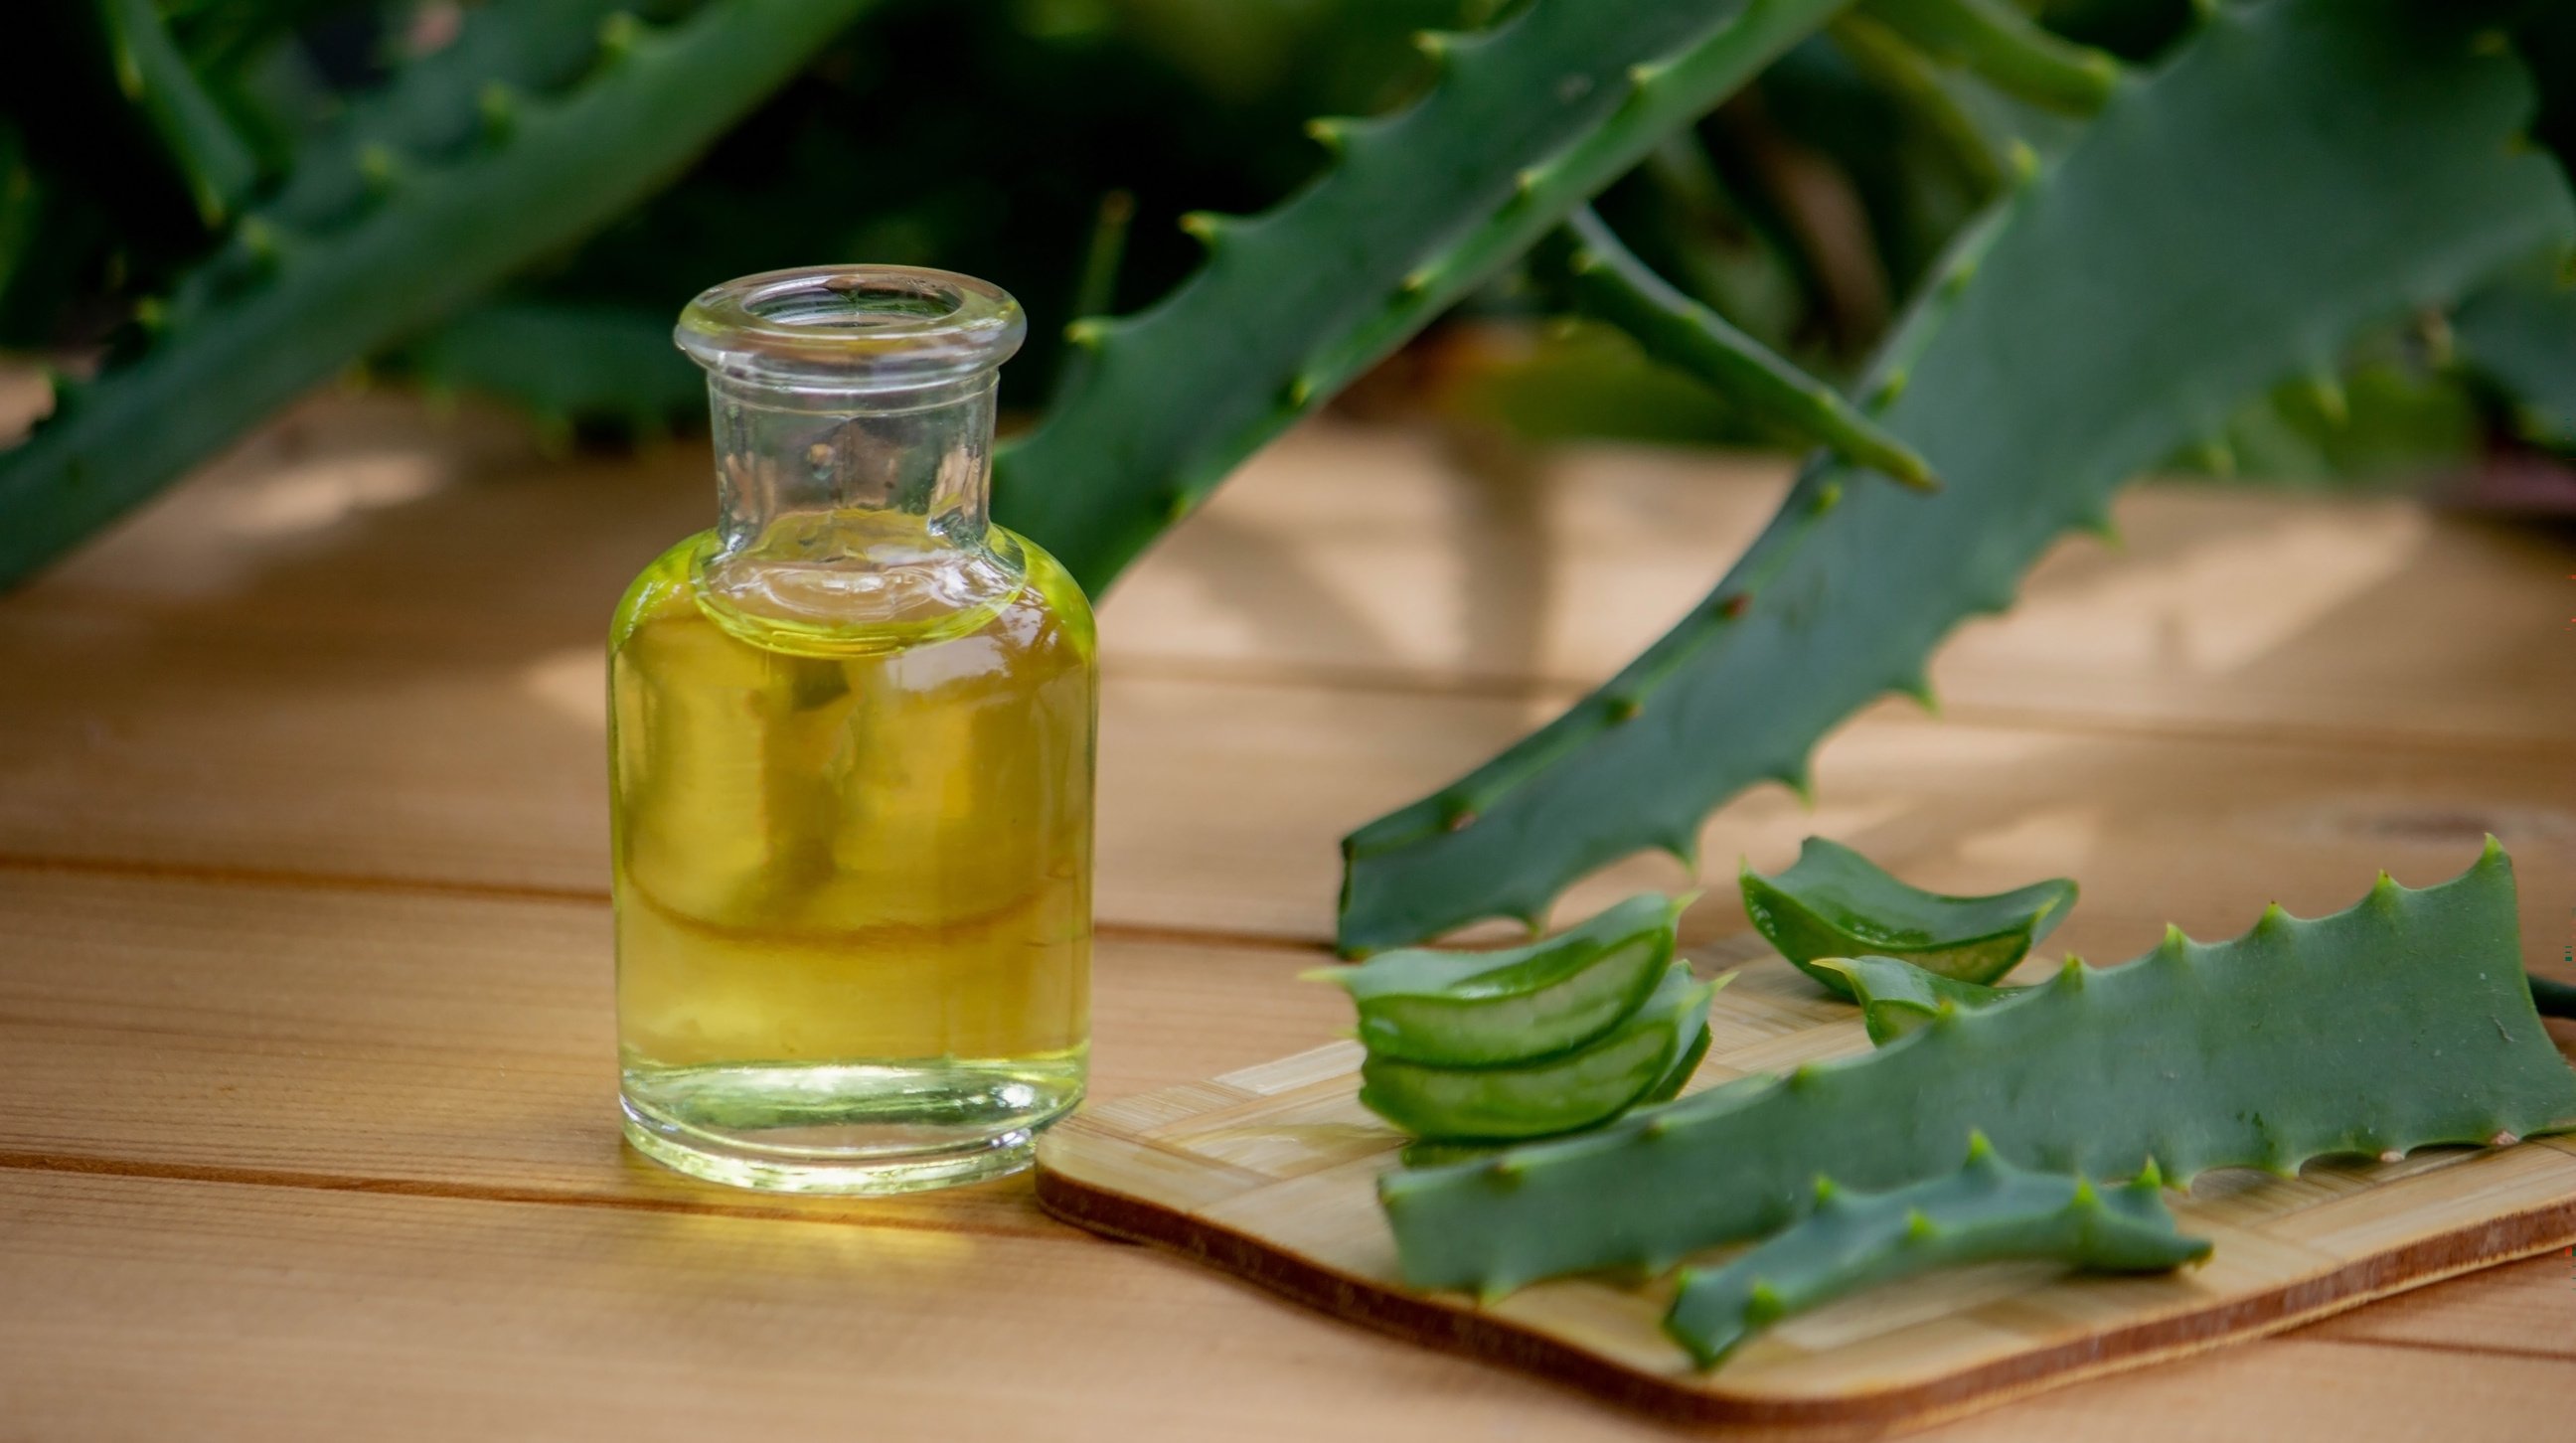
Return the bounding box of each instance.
[24,396,2574,752]
[3,1169,2565,1443]
[1033,974,2576,1435]
[8,593,2576,956]
[0,867,1336,1237]
[0,1169,1686,1443]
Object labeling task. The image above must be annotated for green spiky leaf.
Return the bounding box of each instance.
[1665,1138,2206,1368]
[1741,836,2074,996]
[1377,841,2576,1294]
[994,0,1860,590]
[0,0,879,590]
[1547,208,1936,489]
[1338,0,2576,952]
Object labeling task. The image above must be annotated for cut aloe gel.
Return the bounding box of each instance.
[1741,838,2075,997]
[1359,963,1721,1140]
[1313,892,1689,1066]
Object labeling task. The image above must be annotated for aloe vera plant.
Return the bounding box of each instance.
[1741,837,2074,996]
[1336,0,2576,952]
[1665,1135,2207,1368]
[1378,841,2576,1295]
[1542,209,1935,489]
[992,0,1862,589]
[1310,890,1690,1065]
[1360,961,1719,1141]
[0,0,878,590]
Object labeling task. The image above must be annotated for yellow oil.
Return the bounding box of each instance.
[609,518,1094,1192]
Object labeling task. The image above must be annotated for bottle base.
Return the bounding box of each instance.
[618,1057,1083,1196]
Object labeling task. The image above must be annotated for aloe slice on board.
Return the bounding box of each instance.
[1664,1135,2208,1369]
[1742,838,2074,997]
[1360,963,1720,1141]
[1810,954,2017,1044]
[1310,891,1690,1066]
[1396,976,1720,1168]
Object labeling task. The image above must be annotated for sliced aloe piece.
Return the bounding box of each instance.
[1810,955,2015,1044]
[1312,891,1690,1066]
[1360,963,1721,1141]
[1742,838,2074,997]
[1641,998,1715,1104]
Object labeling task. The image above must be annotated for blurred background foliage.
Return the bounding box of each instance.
[0,0,2566,488]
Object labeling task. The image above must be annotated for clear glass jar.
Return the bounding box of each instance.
[609,265,1095,1193]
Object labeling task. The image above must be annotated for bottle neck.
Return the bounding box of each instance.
[709,370,997,559]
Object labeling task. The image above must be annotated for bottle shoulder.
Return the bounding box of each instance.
[611,525,1092,668]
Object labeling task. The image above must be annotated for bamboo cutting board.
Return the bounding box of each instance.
[1035,940,2576,1438]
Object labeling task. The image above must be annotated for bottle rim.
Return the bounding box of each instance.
[675,264,1026,393]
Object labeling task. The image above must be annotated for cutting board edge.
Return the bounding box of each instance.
[1033,1156,2576,1438]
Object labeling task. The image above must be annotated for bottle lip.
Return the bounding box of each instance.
[675,264,1026,394]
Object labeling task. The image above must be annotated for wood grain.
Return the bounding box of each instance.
[6,1168,2570,1443]
[5,392,2575,1438]
[0,867,1338,1237]
[1034,955,2576,1434]
[28,396,2575,751]
[6,607,2576,952]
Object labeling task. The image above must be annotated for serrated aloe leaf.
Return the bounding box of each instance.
[1312,890,1689,1065]
[993,0,1859,591]
[1360,963,1720,1141]
[1550,208,1936,489]
[0,0,878,591]
[1338,0,2576,953]
[1666,1136,2205,1368]
[1742,836,2073,996]
[1377,840,2576,1294]
[1859,0,2121,116]
[1807,954,2012,1044]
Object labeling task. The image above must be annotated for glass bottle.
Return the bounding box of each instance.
[610,265,1094,1193]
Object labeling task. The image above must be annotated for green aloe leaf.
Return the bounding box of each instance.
[0,0,880,590]
[1665,1136,2205,1369]
[1378,840,2576,1295]
[994,0,1861,591]
[1338,0,2576,953]
[1742,837,2073,996]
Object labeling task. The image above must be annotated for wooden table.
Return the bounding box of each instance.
[3,395,2572,1439]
